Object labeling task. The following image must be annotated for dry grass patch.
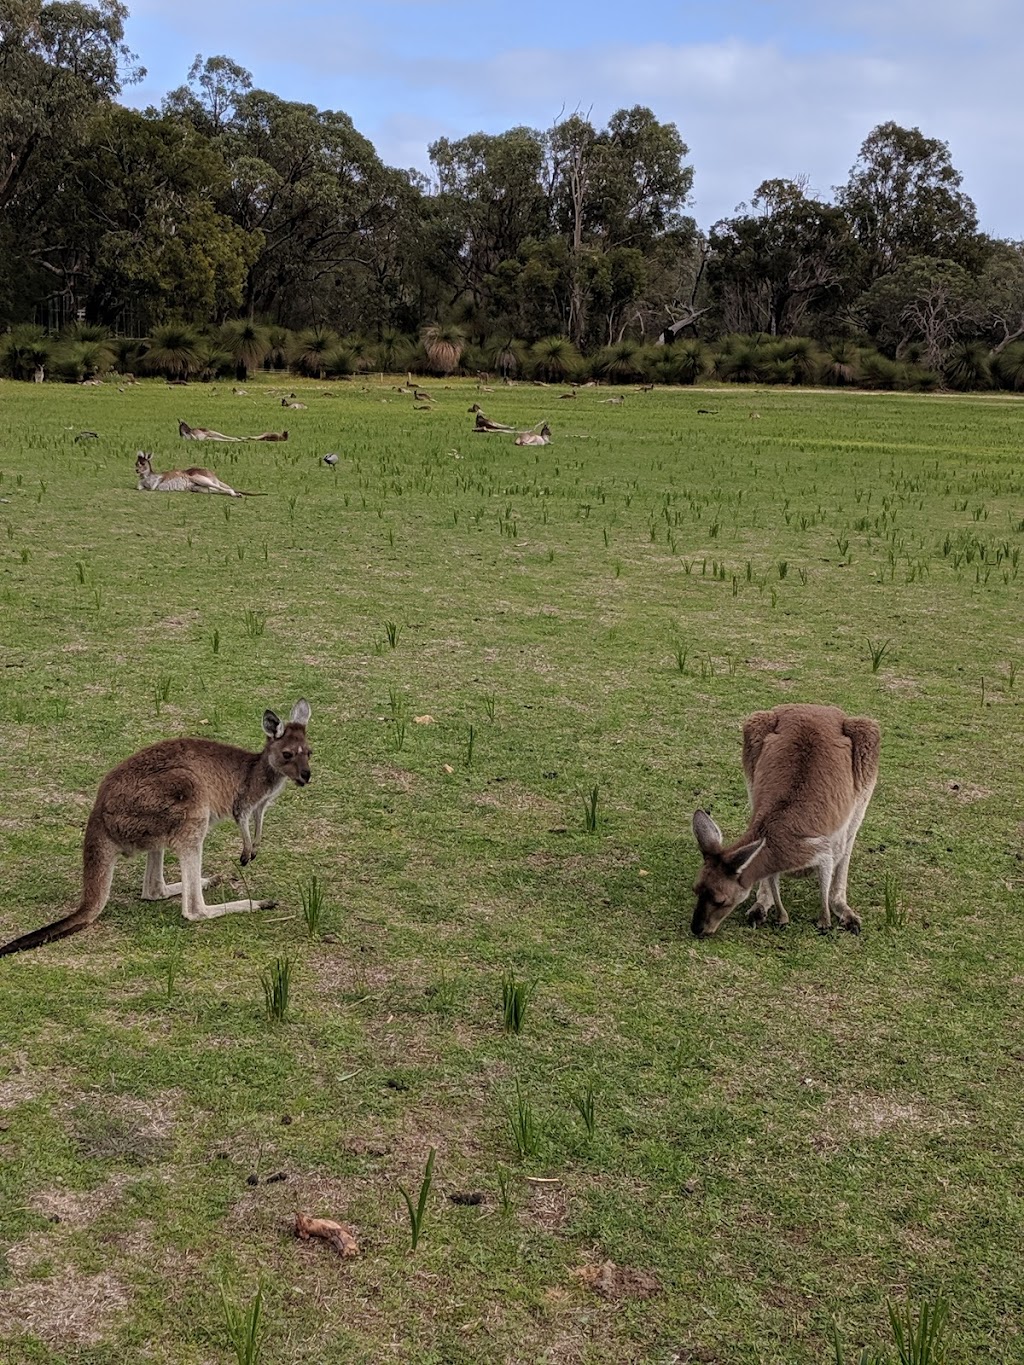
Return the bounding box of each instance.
[825,1090,966,1140]
[0,1266,130,1348]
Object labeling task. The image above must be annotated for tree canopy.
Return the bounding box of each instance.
[0,11,1012,375]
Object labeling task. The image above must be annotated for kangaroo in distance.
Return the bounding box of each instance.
[691,703,880,937]
[135,452,265,498]
[0,702,313,957]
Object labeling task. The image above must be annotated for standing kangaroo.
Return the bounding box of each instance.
[690,703,880,937]
[0,702,313,957]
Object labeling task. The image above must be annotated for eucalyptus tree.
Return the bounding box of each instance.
[707,179,858,336]
[222,90,387,327]
[428,126,549,309]
[836,122,983,284]
[162,53,253,137]
[0,0,142,211]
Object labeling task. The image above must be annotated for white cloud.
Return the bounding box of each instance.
[121,1,1024,237]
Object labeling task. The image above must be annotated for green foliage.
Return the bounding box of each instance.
[398,1146,436,1250]
[421,323,465,375]
[943,341,991,391]
[653,339,706,384]
[530,336,581,382]
[0,327,50,380]
[220,321,271,378]
[594,340,652,383]
[289,330,338,379]
[500,970,536,1034]
[261,958,293,1022]
[142,324,201,379]
[220,1279,267,1365]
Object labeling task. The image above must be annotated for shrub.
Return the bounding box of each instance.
[943,341,992,391]
[0,326,52,381]
[530,335,581,382]
[421,323,465,375]
[653,339,706,385]
[485,336,527,379]
[220,320,271,380]
[594,340,652,384]
[992,342,1024,391]
[142,324,202,379]
[858,349,899,390]
[289,329,337,379]
[821,338,861,387]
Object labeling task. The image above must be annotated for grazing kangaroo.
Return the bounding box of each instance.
[0,702,313,957]
[135,453,265,498]
[690,703,880,937]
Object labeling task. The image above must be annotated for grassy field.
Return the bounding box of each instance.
[0,375,1021,1364]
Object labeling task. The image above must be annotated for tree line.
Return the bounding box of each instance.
[3,0,1024,390]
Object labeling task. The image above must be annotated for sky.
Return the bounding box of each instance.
[122,0,1023,237]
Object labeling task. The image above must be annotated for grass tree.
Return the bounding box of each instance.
[486,336,527,379]
[821,338,861,387]
[529,335,581,382]
[142,324,202,379]
[0,326,52,380]
[290,329,337,379]
[595,339,652,384]
[221,320,272,381]
[421,323,465,375]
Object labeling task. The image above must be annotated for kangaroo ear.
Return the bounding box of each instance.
[724,837,766,879]
[692,809,723,855]
[289,699,311,726]
[263,709,284,739]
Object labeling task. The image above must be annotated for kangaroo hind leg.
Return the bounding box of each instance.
[141,848,210,900]
[178,841,276,921]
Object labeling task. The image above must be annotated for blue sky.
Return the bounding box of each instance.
[123,0,1022,237]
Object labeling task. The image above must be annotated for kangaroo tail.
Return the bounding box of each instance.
[0,909,96,956]
[0,816,116,958]
[237,490,269,497]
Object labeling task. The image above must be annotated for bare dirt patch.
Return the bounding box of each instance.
[577,1258,662,1301]
[27,1172,134,1229]
[944,780,992,803]
[370,763,416,793]
[471,781,560,815]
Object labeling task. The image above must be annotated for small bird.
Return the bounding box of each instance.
[322,453,339,466]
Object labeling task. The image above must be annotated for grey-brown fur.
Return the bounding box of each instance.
[691,703,880,937]
[135,452,264,497]
[0,702,312,957]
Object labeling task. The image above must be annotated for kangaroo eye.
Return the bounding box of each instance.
[281,750,294,761]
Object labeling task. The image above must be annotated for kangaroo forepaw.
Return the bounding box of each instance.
[258,899,277,911]
[746,904,768,928]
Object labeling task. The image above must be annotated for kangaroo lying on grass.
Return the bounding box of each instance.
[135,452,266,498]
[0,702,312,957]
[691,703,880,937]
